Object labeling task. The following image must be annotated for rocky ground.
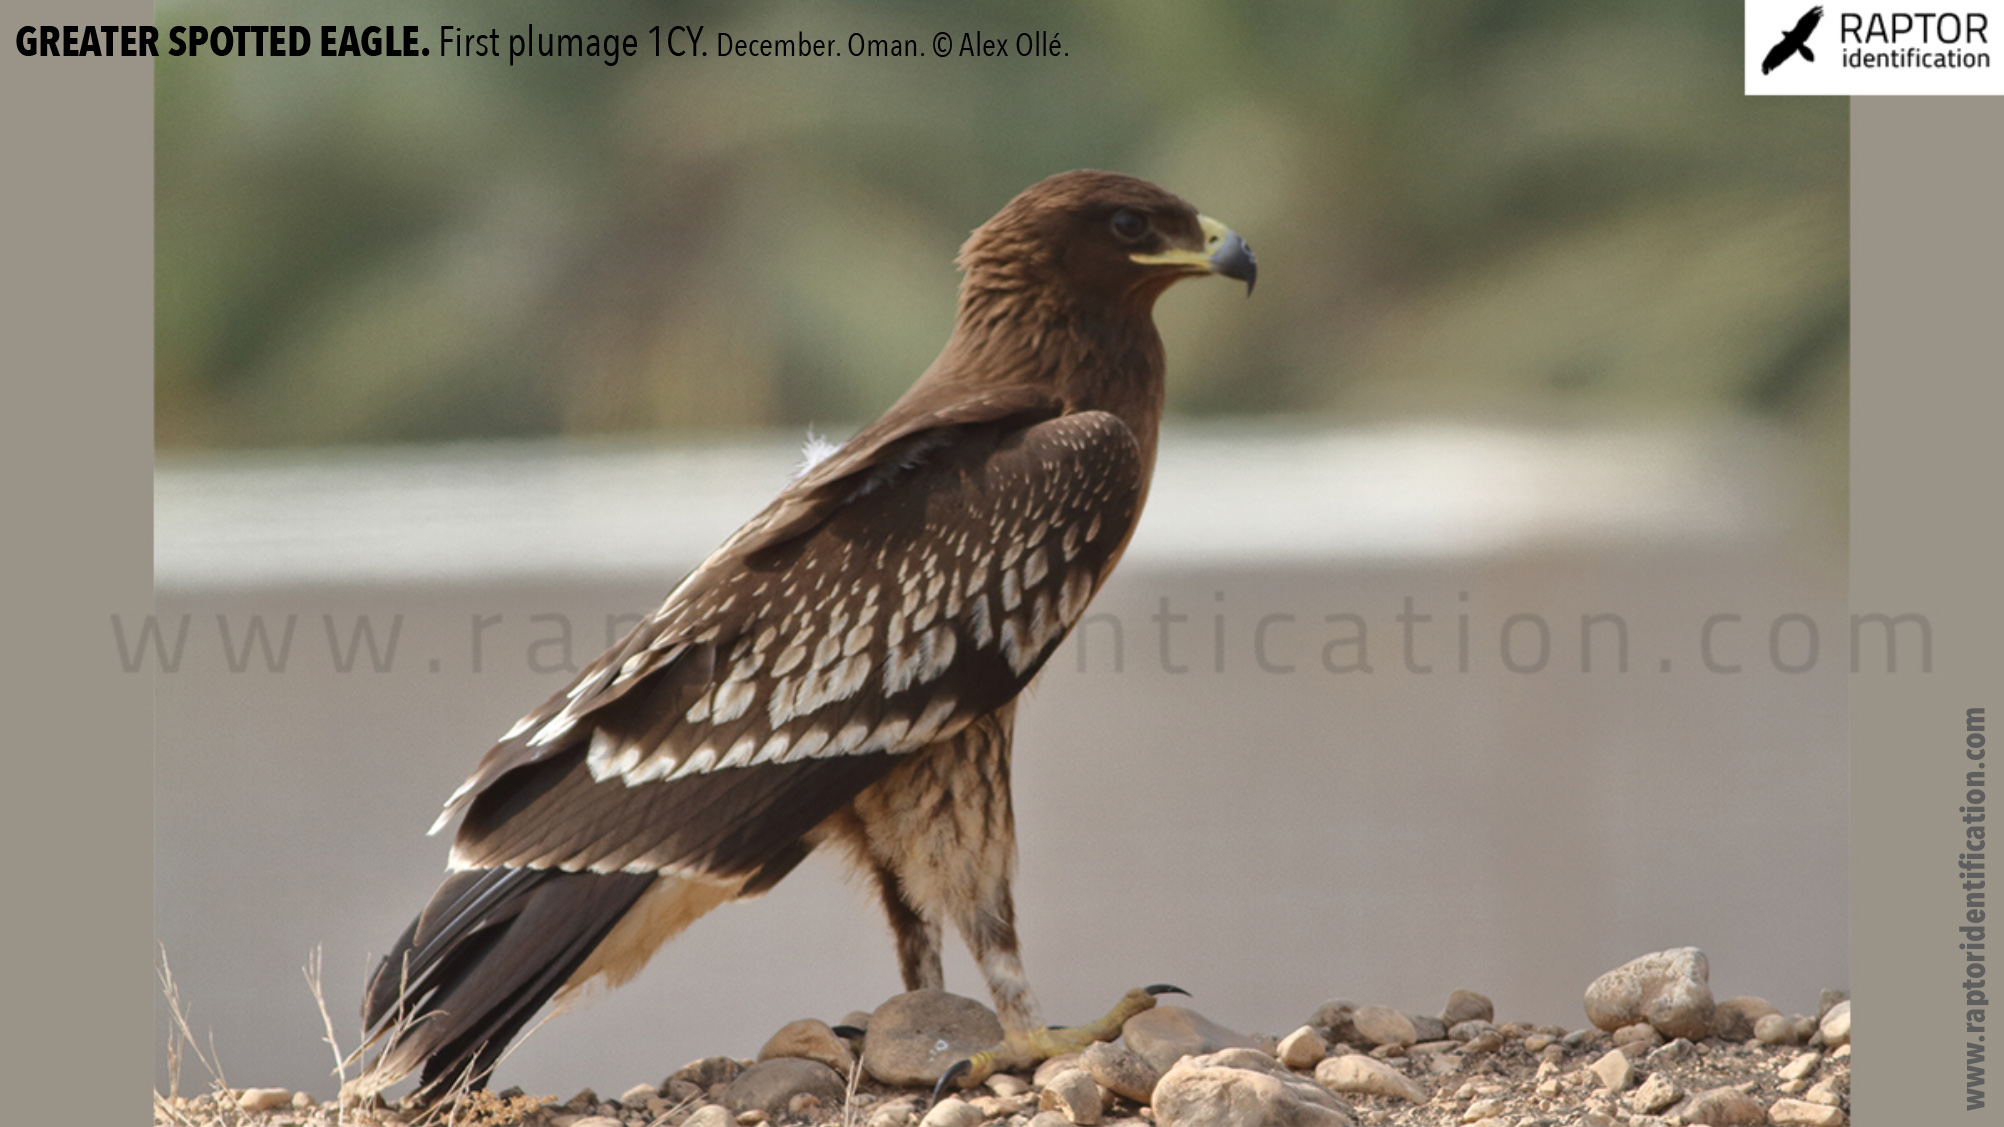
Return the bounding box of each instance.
[154,948,1852,1127]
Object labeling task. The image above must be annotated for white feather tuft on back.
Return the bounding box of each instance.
[792,428,843,481]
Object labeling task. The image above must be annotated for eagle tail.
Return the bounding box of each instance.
[353,867,655,1101]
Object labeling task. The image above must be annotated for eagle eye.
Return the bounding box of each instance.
[1109,209,1149,244]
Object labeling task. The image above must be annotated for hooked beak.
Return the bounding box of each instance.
[1131,214,1258,294]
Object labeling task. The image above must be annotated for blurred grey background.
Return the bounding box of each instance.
[153,0,1848,1102]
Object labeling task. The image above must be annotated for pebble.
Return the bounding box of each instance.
[670,1057,748,1094]
[1442,990,1494,1027]
[867,1097,922,1127]
[1582,947,1716,1041]
[1809,1071,1848,1101]
[236,1088,291,1112]
[737,1111,769,1125]
[1646,1038,1695,1065]
[1409,1014,1448,1043]
[1779,1049,1822,1080]
[989,1074,1033,1098]
[1461,1031,1505,1054]
[759,1017,857,1075]
[1767,1097,1846,1126]
[1624,1072,1679,1114]
[1462,1096,1504,1121]
[724,1057,847,1117]
[621,1082,660,1106]
[1586,1048,1632,1093]
[1818,989,1849,1022]
[1121,1006,1257,1074]
[1152,1049,1354,1127]
[1522,1034,1553,1052]
[1351,1005,1418,1048]
[1711,996,1780,1041]
[1681,1086,1767,1126]
[920,1098,987,1127]
[1083,1041,1162,1104]
[1819,1000,1851,1047]
[1611,1022,1662,1056]
[1755,1013,1810,1045]
[1039,1068,1105,1126]
[968,1095,1017,1117]
[1308,1000,1361,1046]
[1277,1025,1329,1069]
[1035,1053,1089,1088]
[684,1108,736,1127]
[1448,1020,1497,1043]
[863,990,1004,1086]
[1313,1053,1425,1102]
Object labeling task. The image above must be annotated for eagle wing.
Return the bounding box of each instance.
[430,409,1145,882]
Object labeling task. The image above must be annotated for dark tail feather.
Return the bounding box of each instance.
[358,867,654,1100]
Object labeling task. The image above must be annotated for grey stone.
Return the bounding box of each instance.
[1312,1053,1425,1102]
[1448,1020,1496,1043]
[1307,1000,1360,1046]
[1408,1014,1447,1044]
[1682,1086,1767,1126]
[725,1058,846,1118]
[1817,989,1849,1022]
[669,1057,748,1093]
[760,1017,856,1075]
[1755,1013,1809,1046]
[1441,990,1494,1027]
[1121,1006,1257,1074]
[1582,947,1715,1041]
[1152,1049,1354,1127]
[863,990,1004,1086]
[1711,997,1781,1042]
[1082,1041,1160,1105]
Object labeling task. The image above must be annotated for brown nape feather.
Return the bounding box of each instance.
[358,169,1248,1100]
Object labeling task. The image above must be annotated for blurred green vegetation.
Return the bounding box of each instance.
[157,0,1846,460]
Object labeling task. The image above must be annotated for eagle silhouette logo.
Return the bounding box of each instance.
[1763,6,1823,73]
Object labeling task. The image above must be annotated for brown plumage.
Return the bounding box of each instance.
[354,170,1256,1099]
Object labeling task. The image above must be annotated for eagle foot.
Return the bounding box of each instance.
[930,984,1186,1106]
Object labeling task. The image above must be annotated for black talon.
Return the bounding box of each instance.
[1144,983,1190,997]
[930,1058,974,1108]
[830,1025,866,1039]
